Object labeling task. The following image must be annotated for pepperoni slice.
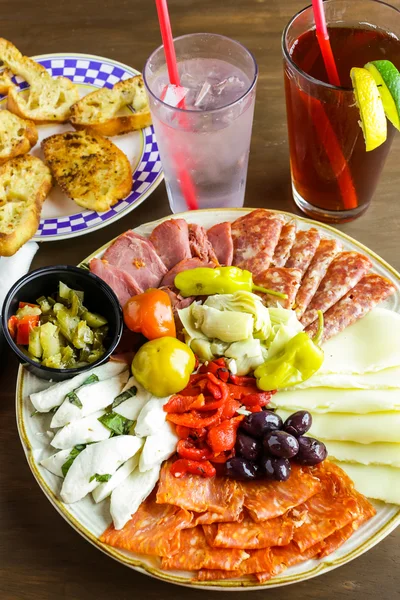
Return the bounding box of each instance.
[231,209,285,276]
[294,238,342,318]
[254,267,302,309]
[270,221,297,267]
[301,251,372,327]
[285,228,321,275]
[305,273,396,342]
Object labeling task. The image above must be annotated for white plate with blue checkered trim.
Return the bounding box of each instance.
[0,52,163,242]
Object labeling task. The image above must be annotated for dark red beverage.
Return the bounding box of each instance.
[283,1,400,222]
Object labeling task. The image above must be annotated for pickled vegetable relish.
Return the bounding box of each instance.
[8,281,108,369]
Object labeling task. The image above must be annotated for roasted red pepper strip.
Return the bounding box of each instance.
[227,383,259,399]
[166,406,223,429]
[177,439,213,460]
[16,315,40,345]
[170,459,216,478]
[229,375,256,386]
[18,302,39,309]
[209,449,235,464]
[163,393,205,413]
[221,398,241,420]
[241,391,273,408]
[175,425,208,441]
[248,405,262,413]
[207,415,244,453]
[7,315,18,339]
[216,367,229,382]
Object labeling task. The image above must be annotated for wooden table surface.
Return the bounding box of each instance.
[1,0,400,598]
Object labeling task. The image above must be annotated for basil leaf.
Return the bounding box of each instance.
[98,411,133,436]
[89,473,112,483]
[64,374,99,409]
[112,386,137,409]
[31,410,39,417]
[61,444,86,478]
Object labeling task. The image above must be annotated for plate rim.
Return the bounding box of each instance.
[1,51,164,242]
[16,207,400,590]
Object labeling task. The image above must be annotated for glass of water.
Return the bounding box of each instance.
[143,33,258,213]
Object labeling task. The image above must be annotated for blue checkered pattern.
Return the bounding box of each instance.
[1,55,162,240]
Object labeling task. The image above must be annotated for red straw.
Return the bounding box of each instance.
[312,0,340,86]
[155,0,198,210]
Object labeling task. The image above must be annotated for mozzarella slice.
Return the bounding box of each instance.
[51,372,129,428]
[326,440,400,467]
[113,376,152,421]
[40,448,73,477]
[92,452,142,503]
[278,410,400,444]
[110,464,161,530]
[273,387,400,414]
[139,422,178,472]
[320,308,400,374]
[60,435,143,504]
[30,361,128,412]
[51,411,110,449]
[135,397,170,437]
[333,461,400,505]
[290,366,400,390]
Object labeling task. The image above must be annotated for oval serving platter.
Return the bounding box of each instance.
[16,209,400,590]
[0,52,163,242]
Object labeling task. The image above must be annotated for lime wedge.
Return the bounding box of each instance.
[365,60,400,131]
[350,67,387,152]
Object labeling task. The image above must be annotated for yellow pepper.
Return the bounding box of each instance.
[131,337,195,397]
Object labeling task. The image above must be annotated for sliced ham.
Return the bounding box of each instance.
[270,221,297,267]
[207,222,233,266]
[161,257,215,287]
[231,209,285,277]
[149,218,191,270]
[284,228,321,275]
[90,258,142,306]
[102,230,167,292]
[255,267,302,309]
[189,223,218,263]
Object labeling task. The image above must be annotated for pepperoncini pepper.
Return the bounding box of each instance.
[254,311,324,390]
[174,266,288,299]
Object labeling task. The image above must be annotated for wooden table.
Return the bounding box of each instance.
[1,0,399,597]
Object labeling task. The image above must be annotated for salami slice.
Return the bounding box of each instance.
[231,209,285,276]
[156,460,244,514]
[300,251,372,327]
[241,464,322,521]
[305,274,396,342]
[193,506,244,526]
[254,267,302,309]
[294,238,342,318]
[270,221,297,267]
[203,514,294,549]
[100,493,193,557]
[207,222,234,266]
[196,569,242,581]
[161,526,249,571]
[284,228,321,275]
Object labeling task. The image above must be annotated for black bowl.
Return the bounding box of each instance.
[2,265,123,381]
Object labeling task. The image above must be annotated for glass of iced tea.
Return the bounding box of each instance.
[283,0,400,223]
[143,34,258,213]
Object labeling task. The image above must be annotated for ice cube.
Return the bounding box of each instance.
[161,84,189,108]
[194,81,212,107]
[213,76,246,96]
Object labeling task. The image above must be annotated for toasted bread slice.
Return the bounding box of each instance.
[0,38,79,123]
[0,155,52,256]
[0,110,38,164]
[42,131,132,212]
[0,68,13,94]
[69,75,152,136]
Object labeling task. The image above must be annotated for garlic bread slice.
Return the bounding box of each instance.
[0,109,38,164]
[42,131,132,212]
[0,155,52,256]
[69,75,151,136]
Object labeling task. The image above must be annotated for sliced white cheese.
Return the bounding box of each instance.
[326,440,400,467]
[92,452,142,503]
[135,397,170,437]
[139,422,178,472]
[113,376,152,421]
[51,372,129,428]
[320,308,400,374]
[110,464,161,530]
[273,387,400,414]
[278,410,400,444]
[333,461,400,505]
[60,435,143,504]
[290,366,400,390]
[40,448,73,477]
[51,410,110,449]
[30,360,128,412]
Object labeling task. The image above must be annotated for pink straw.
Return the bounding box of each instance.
[155,0,198,210]
[312,0,340,86]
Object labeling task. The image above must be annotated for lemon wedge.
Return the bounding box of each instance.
[365,60,400,131]
[350,67,387,151]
